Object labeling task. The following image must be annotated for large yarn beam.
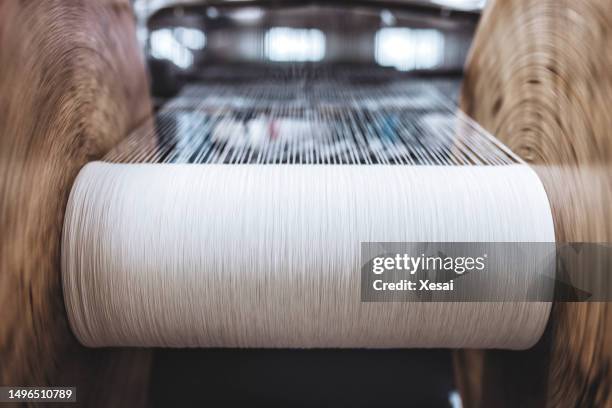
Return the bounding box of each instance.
[457,0,612,406]
[0,1,152,406]
[62,162,555,349]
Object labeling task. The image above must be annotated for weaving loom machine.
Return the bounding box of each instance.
[0,0,611,406]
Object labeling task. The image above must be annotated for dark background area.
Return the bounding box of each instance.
[151,349,455,407]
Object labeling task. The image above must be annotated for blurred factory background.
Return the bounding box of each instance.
[132,0,481,100]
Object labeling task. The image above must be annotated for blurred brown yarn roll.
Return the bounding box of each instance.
[0,0,152,406]
[457,0,612,406]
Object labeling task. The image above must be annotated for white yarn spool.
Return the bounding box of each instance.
[62,162,554,349]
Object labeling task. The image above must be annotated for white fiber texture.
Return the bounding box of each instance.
[62,162,554,349]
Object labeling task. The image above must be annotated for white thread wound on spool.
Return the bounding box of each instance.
[62,162,554,349]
